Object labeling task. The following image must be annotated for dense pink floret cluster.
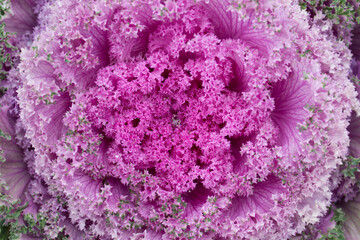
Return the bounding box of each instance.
[1,0,359,239]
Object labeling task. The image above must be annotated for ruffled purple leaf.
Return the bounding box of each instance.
[182,183,213,218]
[223,175,285,220]
[202,0,272,56]
[338,195,360,240]
[34,92,71,147]
[227,51,251,93]
[271,65,314,154]
[348,111,360,158]
[2,0,37,38]
[55,27,111,90]
[0,106,30,202]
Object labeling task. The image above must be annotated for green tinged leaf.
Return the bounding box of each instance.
[0,0,17,84]
[299,207,346,240]
[319,208,346,240]
[0,128,11,141]
[0,225,10,240]
[341,156,360,179]
[298,0,358,43]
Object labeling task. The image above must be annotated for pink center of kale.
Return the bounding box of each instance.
[83,20,272,196]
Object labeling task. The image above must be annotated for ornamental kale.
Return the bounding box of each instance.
[1,0,360,239]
